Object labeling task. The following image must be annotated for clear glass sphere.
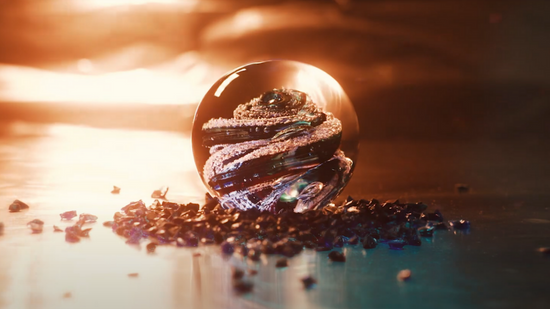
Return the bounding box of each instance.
[192,60,359,213]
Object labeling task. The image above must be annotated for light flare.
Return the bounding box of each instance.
[75,0,192,10]
[0,62,214,105]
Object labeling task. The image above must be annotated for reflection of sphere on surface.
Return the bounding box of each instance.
[192,60,359,213]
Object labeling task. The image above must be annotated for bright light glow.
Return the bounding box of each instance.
[77,59,94,74]
[76,0,184,9]
[0,58,221,105]
[233,11,264,33]
[0,123,204,309]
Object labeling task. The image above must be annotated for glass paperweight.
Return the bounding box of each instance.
[192,60,359,213]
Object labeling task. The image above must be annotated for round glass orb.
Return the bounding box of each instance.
[192,60,359,213]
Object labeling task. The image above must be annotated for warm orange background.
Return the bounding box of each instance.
[1,0,549,139]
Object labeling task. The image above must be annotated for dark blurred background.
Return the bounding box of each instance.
[1,0,549,140]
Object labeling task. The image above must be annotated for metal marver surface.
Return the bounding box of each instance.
[0,123,549,309]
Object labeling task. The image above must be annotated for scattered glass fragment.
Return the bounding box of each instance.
[65,220,87,242]
[108,196,465,264]
[233,280,253,294]
[151,186,169,199]
[65,225,81,235]
[146,243,157,254]
[65,232,80,243]
[204,192,218,210]
[362,236,377,249]
[103,221,114,227]
[79,228,92,237]
[233,268,245,280]
[328,251,346,262]
[332,236,344,248]
[301,276,317,289]
[448,220,470,230]
[79,213,98,223]
[27,219,44,233]
[346,235,359,245]
[126,227,145,244]
[111,186,121,194]
[221,241,234,254]
[60,210,77,220]
[418,226,435,237]
[397,269,412,281]
[406,234,422,246]
[247,248,261,261]
[432,222,448,230]
[9,200,29,212]
[53,225,63,232]
[388,240,406,250]
[179,231,199,247]
[275,258,288,268]
[422,210,444,222]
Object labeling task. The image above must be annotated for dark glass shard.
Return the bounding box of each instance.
[221,241,234,254]
[388,240,406,250]
[60,211,77,220]
[397,269,412,281]
[146,243,157,253]
[328,251,346,262]
[449,220,471,230]
[362,236,377,249]
[151,186,169,199]
[232,268,245,280]
[79,213,98,223]
[65,233,80,243]
[79,228,92,237]
[233,280,253,294]
[275,258,288,268]
[9,200,29,212]
[27,219,44,233]
[418,226,435,237]
[406,234,421,246]
[332,236,344,248]
[301,276,317,289]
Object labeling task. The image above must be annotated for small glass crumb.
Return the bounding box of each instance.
[397,269,412,281]
[111,186,121,194]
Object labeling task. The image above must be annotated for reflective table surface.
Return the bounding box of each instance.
[0,123,549,309]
